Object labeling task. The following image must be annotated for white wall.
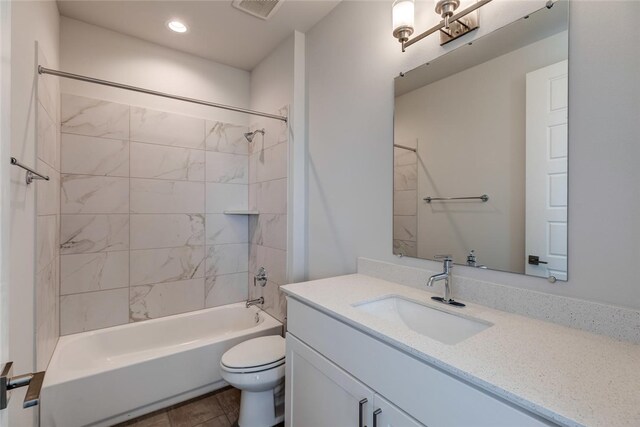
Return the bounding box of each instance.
[60,17,250,124]
[251,35,294,115]
[248,33,302,321]
[8,1,59,426]
[395,32,568,273]
[306,1,640,310]
[250,31,307,286]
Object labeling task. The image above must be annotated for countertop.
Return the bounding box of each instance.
[281,274,640,427]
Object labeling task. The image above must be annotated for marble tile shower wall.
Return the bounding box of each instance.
[393,141,418,258]
[59,94,250,335]
[248,106,288,323]
[35,47,61,370]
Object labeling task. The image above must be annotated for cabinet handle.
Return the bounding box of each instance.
[359,398,368,427]
[373,408,382,427]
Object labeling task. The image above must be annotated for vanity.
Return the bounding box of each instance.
[281,2,640,426]
[281,274,640,427]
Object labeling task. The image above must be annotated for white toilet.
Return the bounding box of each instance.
[220,335,286,427]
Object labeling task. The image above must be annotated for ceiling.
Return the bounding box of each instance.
[57,0,341,71]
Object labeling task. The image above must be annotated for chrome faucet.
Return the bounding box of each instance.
[246,297,264,308]
[427,256,465,307]
[466,250,487,269]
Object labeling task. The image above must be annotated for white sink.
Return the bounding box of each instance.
[353,296,492,345]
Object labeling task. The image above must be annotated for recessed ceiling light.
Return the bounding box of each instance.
[167,20,188,33]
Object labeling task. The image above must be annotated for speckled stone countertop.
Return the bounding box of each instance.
[281,274,640,427]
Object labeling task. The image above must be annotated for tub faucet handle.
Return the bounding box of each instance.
[254,267,267,287]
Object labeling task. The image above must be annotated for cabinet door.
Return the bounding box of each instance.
[286,334,374,427]
[372,394,425,427]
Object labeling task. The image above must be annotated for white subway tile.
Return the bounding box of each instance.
[60,214,129,254]
[130,245,205,286]
[61,251,129,295]
[61,134,128,177]
[256,178,287,214]
[130,142,205,181]
[205,152,248,184]
[205,244,248,277]
[130,107,205,149]
[205,273,248,308]
[205,183,247,213]
[61,175,129,214]
[130,279,205,321]
[205,214,248,245]
[130,214,205,249]
[393,190,417,216]
[60,289,129,334]
[130,179,204,214]
[61,94,129,139]
[205,121,248,154]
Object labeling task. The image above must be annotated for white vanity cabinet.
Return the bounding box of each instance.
[373,394,425,427]
[285,298,558,427]
[286,333,422,427]
[286,333,375,427]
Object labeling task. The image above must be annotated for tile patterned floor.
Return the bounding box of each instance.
[114,387,241,427]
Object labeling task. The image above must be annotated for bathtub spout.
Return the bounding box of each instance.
[246,297,264,308]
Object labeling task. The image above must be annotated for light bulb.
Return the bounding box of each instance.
[392,0,415,42]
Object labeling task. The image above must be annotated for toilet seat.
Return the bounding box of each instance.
[221,357,284,373]
[221,335,285,374]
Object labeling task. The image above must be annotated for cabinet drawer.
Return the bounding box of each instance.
[287,298,557,427]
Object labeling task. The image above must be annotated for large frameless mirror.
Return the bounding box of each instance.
[393,1,569,281]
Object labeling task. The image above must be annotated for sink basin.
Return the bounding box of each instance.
[353,296,491,345]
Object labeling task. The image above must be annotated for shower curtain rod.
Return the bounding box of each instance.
[38,66,288,123]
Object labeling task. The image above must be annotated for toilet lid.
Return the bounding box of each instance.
[221,335,285,370]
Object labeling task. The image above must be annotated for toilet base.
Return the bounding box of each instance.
[237,389,284,427]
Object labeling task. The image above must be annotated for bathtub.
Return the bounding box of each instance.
[40,303,282,427]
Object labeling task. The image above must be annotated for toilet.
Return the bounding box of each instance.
[220,335,286,427]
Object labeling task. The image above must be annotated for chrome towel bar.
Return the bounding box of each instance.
[424,194,489,203]
[10,157,50,185]
[393,144,417,152]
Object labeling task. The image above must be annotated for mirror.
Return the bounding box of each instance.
[393,2,569,280]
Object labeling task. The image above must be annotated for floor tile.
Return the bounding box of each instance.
[225,412,238,426]
[194,415,232,427]
[215,388,241,414]
[114,410,171,427]
[167,393,226,427]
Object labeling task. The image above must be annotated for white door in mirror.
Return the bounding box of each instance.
[525,60,568,281]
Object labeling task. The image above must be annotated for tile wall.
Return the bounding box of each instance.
[59,94,251,334]
[248,106,289,323]
[393,140,418,258]
[35,47,61,369]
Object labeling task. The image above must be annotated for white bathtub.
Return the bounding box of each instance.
[40,303,282,427]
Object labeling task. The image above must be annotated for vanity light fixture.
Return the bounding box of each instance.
[392,0,493,51]
[392,0,415,45]
[167,20,188,33]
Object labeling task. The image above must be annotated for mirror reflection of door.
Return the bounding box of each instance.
[525,60,568,280]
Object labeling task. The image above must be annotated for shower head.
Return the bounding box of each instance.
[244,128,265,143]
